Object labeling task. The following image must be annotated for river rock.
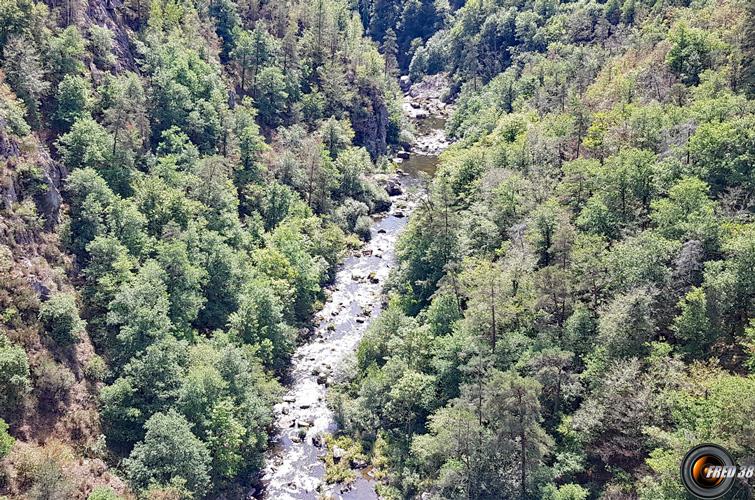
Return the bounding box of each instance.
[397,150,410,159]
[280,417,295,428]
[385,179,403,196]
[312,433,324,448]
[413,109,429,119]
[351,458,368,469]
[399,75,411,90]
[373,197,392,213]
[297,418,313,428]
[283,395,296,403]
[333,446,346,462]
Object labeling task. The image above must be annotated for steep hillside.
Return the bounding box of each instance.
[336,0,755,499]
[0,0,402,498]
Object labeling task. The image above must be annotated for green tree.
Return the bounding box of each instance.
[672,286,714,357]
[651,177,719,249]
[209,0,240,59]
[88,25,116,68]
[666,23,714,85]
[64,168,118,259]
[3,35,49,128]
[604,0,621,25]
[55,74,91,129]
[155,239,206,335]
[102,72,148,161]
[101,337,189,450]
[597,288,656,360]
[0,417,14,458]
[231,25,278,95]
[0,332,31,415]
[233,98,268,188]
[87,486,124,500]
[57,118,111,170]
[38,292,86,346]
[205,398,245,480]
[688,116,755,195]
[255,66,288,127]
[124,410,211,498]
[382,28,398,77]
[107,260,173,364]
[46,26,87,81]
[58,116,134,197]
[227,280,295,371]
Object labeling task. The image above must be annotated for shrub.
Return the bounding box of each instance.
[0,333,30,415]
[84,354,108,382]
[0,418,14,458]
[334,198,369,235]
[28,458,72,500]
[354,215,373,241]
[88,486,124,500]
[38,293,86,346]
[14,440,74,496]
[35,358,75,403]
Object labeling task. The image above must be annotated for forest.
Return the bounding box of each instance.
[0,0,753,498]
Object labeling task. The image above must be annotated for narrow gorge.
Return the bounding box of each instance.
[261,77,451,499]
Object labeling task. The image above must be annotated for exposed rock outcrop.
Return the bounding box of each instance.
[351,78,388,160]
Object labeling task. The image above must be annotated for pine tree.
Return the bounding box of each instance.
[383,28,398,77]
[3,35,49,128]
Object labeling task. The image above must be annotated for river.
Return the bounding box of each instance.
[260,77,449,500]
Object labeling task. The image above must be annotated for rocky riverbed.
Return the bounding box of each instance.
[259,75,451,500]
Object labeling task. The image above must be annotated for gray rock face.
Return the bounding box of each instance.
[83,0,136,71]
[0,120,64,229]
[351,79,388,160]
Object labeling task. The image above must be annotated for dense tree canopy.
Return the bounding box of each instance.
[0,0,752,497]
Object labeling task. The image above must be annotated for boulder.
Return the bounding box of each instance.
[399,75,411,90]
[311,433,324,448]
[351,458,368,469]
[385,179,403,196]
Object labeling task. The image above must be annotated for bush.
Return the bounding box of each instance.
[38,293,86,346]
[0,418,14,458]
[334,198,369,235]
[354,215,373,242]
[14,440,74,497]
[362,179,391,213]
[35,358,75,403]
[88,486,124,500]
[0,333,30,415]
[84,354,108,382]
[28,459,72,500]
